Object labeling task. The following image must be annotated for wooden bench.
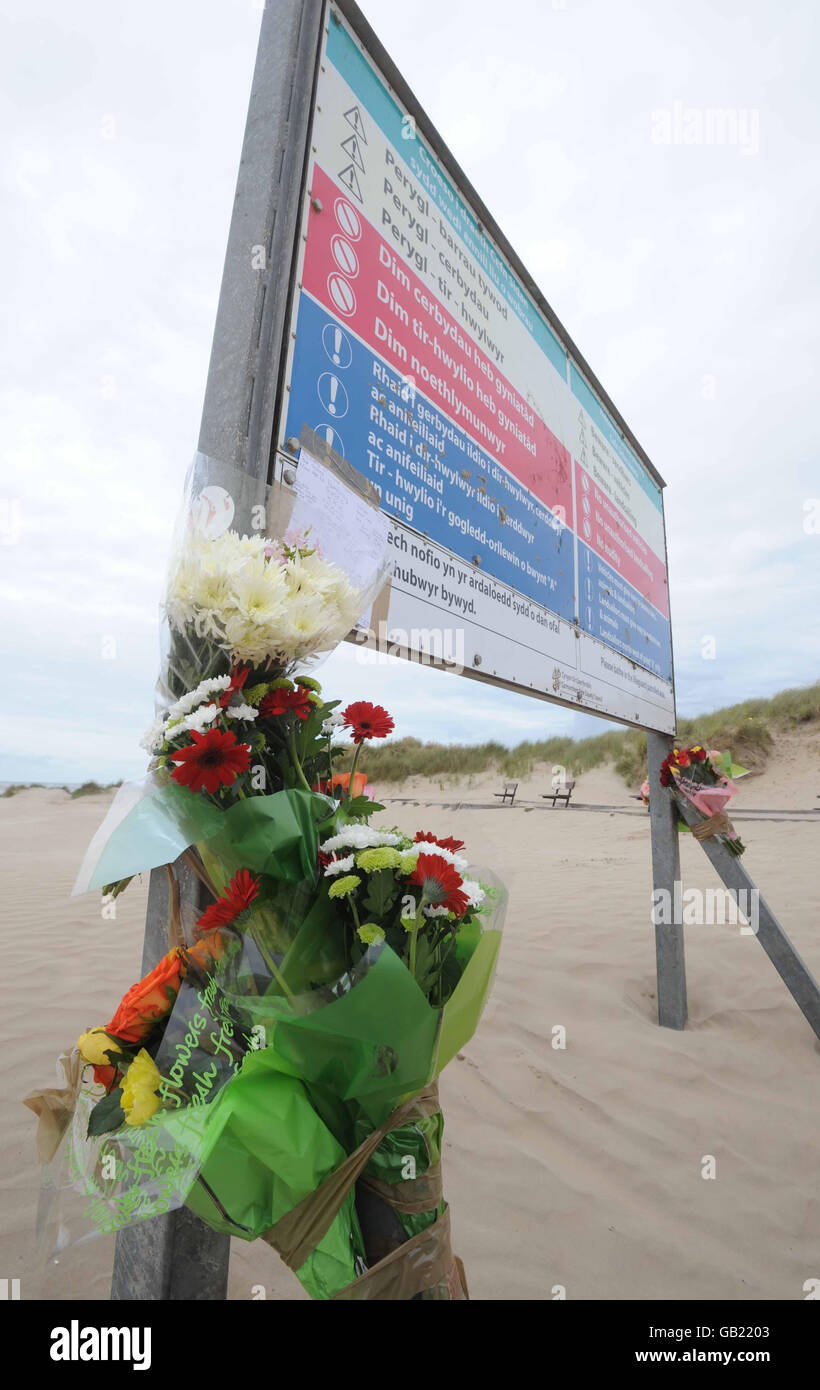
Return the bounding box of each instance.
[543,779,576,808]
[493,781,518,805]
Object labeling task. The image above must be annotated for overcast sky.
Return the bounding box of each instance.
[1,0,818,784]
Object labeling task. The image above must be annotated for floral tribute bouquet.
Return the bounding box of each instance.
[26,454,505,1302]
[658,744,748,856]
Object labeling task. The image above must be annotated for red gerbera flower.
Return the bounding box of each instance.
[342,701,394,744]
[258,684,313,721]
[219,664,252,708]
[170,727,251,795]
[408,852,469,918]
[197,868,261,932]
[414,831,465,853]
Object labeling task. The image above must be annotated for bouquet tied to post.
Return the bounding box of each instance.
[659,744,748,856]
[26,454,505,1301]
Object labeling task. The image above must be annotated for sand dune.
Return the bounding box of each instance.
[4,736,819,1300]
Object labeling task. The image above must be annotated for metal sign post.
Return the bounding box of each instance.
[647,731,686,1030]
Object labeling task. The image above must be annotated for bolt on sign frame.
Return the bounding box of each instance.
[112,0,819,1300]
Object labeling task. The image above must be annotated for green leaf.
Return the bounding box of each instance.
[87,1088,126,1136]
[338,796,383,822]
[102,1049,132,1068]
[363,869,399,919]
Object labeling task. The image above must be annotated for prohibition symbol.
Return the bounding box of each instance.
[334,198,361,240]
[331,234,359,278]
[582,494,591,516]
[582,518,592,540]
[581,470,590,492]
[327,272,356,317]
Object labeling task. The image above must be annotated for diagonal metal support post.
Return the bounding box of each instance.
[111,0,326,1300]
[672,791,820,1041]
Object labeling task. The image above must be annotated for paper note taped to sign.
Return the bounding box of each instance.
[288,448,390,594]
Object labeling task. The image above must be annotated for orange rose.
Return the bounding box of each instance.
[105,947,186,1045]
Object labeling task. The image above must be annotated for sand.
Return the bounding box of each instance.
[3,731,819,1301]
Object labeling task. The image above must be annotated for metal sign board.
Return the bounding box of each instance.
[279,2,675,732]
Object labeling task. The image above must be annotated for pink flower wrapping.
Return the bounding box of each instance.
[677,776,739,837]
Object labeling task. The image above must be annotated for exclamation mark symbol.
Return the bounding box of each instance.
[328,377,339,416]
[332,329,343,365]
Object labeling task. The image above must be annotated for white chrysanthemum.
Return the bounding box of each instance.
[426,845,468,873]
[321,712,344,735]
[140,716,167,755]
[400,843,469,874]
[230,532,268,559]
[422,904,452,919]
[166,676,231,720]
[165,703,219,739]
[192,567,231,614]
[322,826,402,854]
[284,556,322,596]
[460,878,486,909]
[224,703,258,722]
[164,528,368,666]
[232,567,288,620]
[323,853,356,876]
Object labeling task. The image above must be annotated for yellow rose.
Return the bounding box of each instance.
[121,1049,162,1127]
[77,1028,116,1067]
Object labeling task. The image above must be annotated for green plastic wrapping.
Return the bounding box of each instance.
[204,790,330,883]
[45,881,503,1298]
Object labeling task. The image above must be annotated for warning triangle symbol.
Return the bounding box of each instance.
[340,132,366,172]
[337,163,363,203]
[343,105,368,142]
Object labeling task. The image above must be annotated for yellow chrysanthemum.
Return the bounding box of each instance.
[356,847,402,872]
[328,874,361,900]
[357,922,386,946]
